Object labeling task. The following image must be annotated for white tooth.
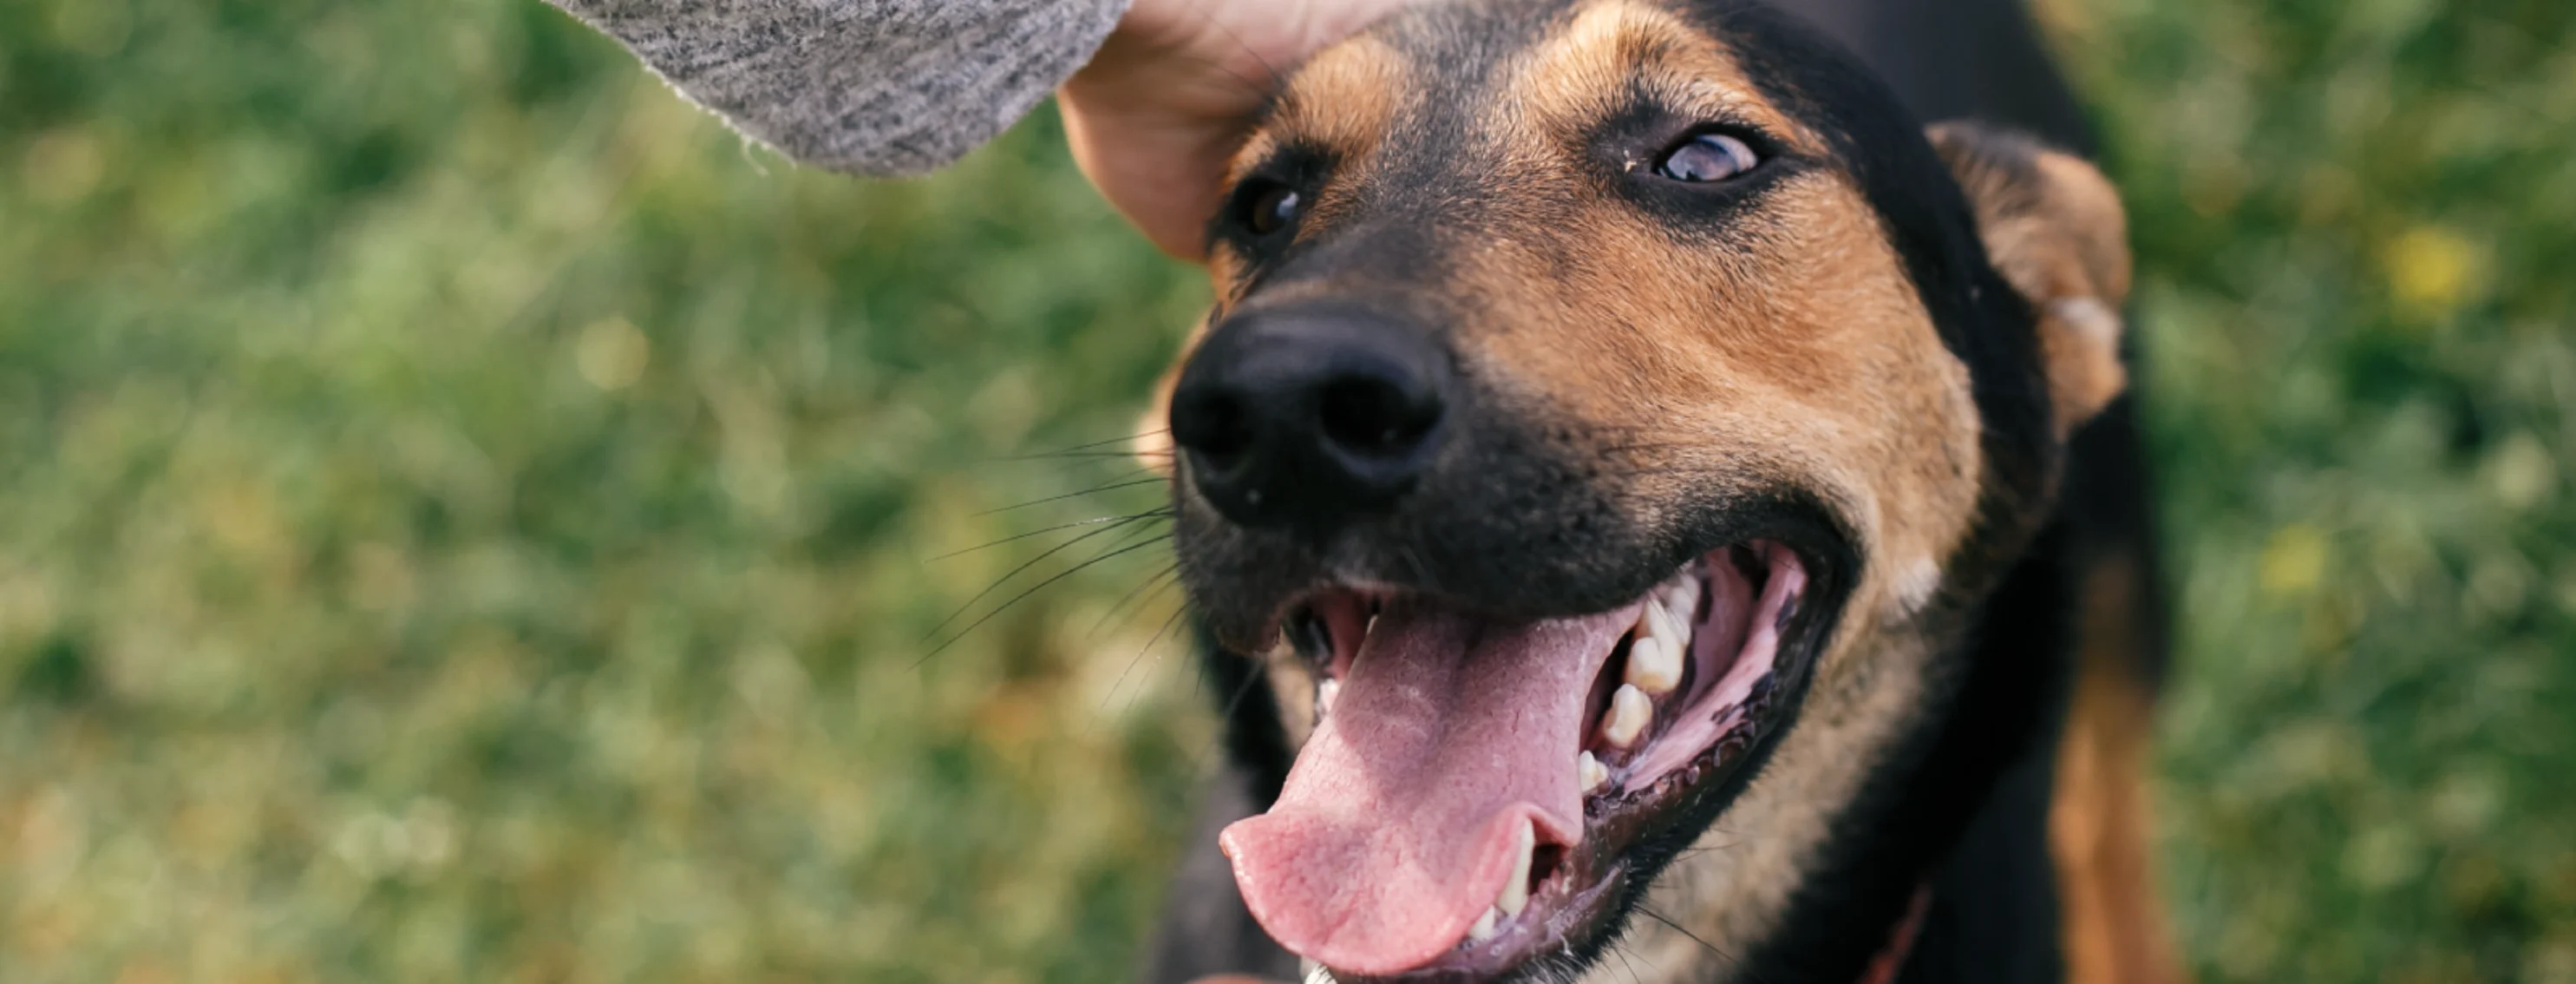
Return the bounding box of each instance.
[1664,580,1698,620]
[1634,599,1664,640]
[1316,679,1339,719]
[1579,750,1609,794]
[1625,634,1682,695]
[1498,817,1534,917]
[1468,905,1501,941]
[1651,598,1690,646]
[1601,684,1652,748]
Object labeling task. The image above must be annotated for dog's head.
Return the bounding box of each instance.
[1147,0,2128,979]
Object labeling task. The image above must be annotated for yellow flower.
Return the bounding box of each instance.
[2259,524,2329,600]
[2381,225,2488,321]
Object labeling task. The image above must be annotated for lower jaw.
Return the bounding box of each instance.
[1316,544,1819,981]
[1358,678,1795,982]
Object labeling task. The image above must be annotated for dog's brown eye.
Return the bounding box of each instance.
[1240,181,1303,236]
[1656,133,1760,183]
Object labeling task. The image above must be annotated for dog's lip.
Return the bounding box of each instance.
[1253,535,1842,981]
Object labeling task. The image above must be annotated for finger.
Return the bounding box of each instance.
[1060,102,1236,260]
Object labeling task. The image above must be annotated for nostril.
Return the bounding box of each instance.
[1167,305,1455,531]
[1317,374,1440,459]
[1174,391,1256,470]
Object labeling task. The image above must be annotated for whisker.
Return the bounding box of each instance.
[1082,502,1180,564]
[1009,449,1174,462]
[1636,905,1775,984]
[1087,560,1183,641]
[925,510,1167,562]
[1102,596,1195,716]
[972,474,1167,516]
[1608,941,1651,984]
[1005,428,1172,460]
[1396,541,1438,594]
[1138,592,1193,657]
[924,512,1168,638]
[1198,652,1274,769]
[916,533,1176,667]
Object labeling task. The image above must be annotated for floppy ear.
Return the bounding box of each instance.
[1927,121,2133,436]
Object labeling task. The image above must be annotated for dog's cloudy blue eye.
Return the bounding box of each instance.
[1656,133,1760,183]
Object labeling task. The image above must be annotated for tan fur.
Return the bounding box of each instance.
[1931,124,2161,979]
[2051,552,2187,984]
[1613,621,1941,982]
[1166,2,2148,979]
[1193,3,1992,971]
[1137,38,1415,472]
[1233,34,1411,183]
[1514,2,1822,157]
[1265,643,1323,750]
[1495,11,1989,967]
[1929,123,2134,436]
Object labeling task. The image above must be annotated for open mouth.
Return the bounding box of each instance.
[1218,540,1820,981]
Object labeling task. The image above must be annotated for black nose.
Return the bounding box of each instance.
[1168,305,1453,533]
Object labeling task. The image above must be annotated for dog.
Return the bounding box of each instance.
[1127,1,2177,981]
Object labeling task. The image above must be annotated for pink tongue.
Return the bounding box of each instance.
[1219,600,1635,974]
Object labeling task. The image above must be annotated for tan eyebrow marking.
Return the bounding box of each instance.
[1229,34,1411,187]
[1502,0,1826,161]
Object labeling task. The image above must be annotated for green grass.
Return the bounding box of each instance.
[2,0,2570,981]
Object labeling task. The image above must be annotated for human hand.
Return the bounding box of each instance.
[1059,0,1421,259]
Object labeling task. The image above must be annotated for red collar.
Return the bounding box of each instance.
[1855,886,1933,984]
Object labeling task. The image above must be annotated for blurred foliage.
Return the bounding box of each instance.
[1,0,2570,981]
[2041,0,2576,980]
[3,1,1209,981]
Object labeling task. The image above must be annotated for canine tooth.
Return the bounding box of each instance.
[1663,577,1697,618]
[1579,750,1609,794]
[1625,634,1682,695]
[1644,603,1669,645]
[1468,905,1502,941]
[1316,679,1339,719]
[1636,597,1684,650]
[1498,817,1535,917]
[1657,598,1693,645]
[1601,684,1652,748]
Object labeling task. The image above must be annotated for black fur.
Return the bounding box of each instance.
[1710,2,2173,981]
[1143,0,2169,981]
[1624,3,2073,981]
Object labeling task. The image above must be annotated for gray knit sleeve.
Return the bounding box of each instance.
[545,0,1133,175]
